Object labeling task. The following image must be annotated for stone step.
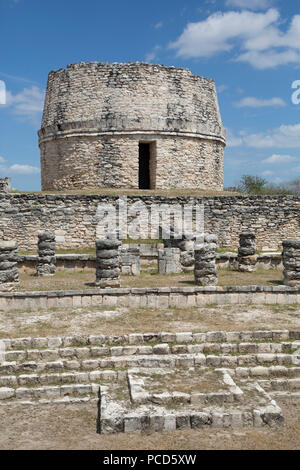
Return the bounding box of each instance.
[0,353,300,376]
[0,382,100,401]
[2,329,299,351]
[0,369,119,388]
[3,340,299,363]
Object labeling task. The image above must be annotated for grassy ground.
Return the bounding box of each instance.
[0,399,299,450]
[11,188,240,197]
[1,302,300,339]
[14,268,283,292]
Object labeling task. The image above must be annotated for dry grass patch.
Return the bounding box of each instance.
[14,268,283,292]
[1,302,300,339]
[15,188,239,197]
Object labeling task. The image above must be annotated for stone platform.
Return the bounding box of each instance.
[1,329,300,433]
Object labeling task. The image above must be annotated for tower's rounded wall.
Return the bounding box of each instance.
[38,62,226,190]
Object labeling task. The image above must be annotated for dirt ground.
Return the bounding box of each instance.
[0,398,299,450]
[0,303,300,339]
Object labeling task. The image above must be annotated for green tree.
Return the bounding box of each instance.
[237,175,267,194]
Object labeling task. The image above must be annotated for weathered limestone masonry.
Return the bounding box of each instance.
[0,177,11,193]
[120,245,140,276]
[282,240,300,287]
[2,328,297,432]
[36,232,56,276]
[158,248,182,274]
[0,241,19,289]
[0,194,299,251]
[38,62,225,191]
[96,239,122,287]
[162,227,197,272]
[237,232,257,273]
[194,234,218,286]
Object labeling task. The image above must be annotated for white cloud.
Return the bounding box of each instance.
[234,96,286,107]
[169,9,300,69]
[145,45,161,63]
[225,0,274,10]
[7,164,40,175]
[262,170,274,175]
[244,123,300,148]
[154,21,163,29]
[169,9,279,58]
[2,86,44,125]
[262,154,297,164]
[0,81,5,104]
[228,123,300,148]
[226,128,243,147]
[217,84,228,93]
[0,157,40,176]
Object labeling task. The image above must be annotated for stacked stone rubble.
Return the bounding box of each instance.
[96,238,122,287]
[120,246,140,276]
[158,248,182,274]
[0,241,19,289]
[194,234,218,286]
[237,232,257,273]
[162,226,201,272]
[36,232,56,276]
[282,240,300,287]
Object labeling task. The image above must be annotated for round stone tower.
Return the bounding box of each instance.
[38,62,226,191]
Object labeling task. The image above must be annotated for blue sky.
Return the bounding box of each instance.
[1,0,300,190]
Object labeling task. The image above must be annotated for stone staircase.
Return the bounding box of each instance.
[0,329,300,432]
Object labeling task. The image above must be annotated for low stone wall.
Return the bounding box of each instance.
[1,285,300,312]
[18,251,283,274]
[216,252,283,270]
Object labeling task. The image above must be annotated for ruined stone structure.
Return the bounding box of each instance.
[282,239,300,287]
[0,178,11,193]
[158,248,182,274]
[237,232,257,273]
[0,194,299,251]
[0,241,19,289]
[120,245,140,276]
[39,62,225,191]
[36,232,56,276]
[162,227,199,272]
[95,238,121,287]
[194,234,218,286]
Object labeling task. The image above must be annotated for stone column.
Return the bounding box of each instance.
[162,226,196,272]
[282,240,300,287]
[237,232,257,272]
[96,238,122,287]
[158,248,182,274]
[36,232,56,276]
[0,241,19,289]
[194,234,218,286]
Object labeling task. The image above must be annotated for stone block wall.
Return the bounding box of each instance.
[0,194,299,251]
[39,62,225,190]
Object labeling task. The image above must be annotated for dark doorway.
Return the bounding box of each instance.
[139,143,151,189]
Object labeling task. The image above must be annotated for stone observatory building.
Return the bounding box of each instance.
[38,62,226,191]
